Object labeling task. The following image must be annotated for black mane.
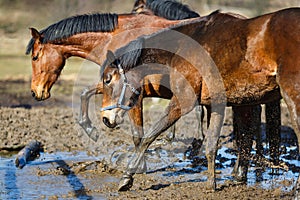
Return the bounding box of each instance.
[104,11,214,74]
[26,13,118,54]
[146,0,200,20]
[101,37,144,76]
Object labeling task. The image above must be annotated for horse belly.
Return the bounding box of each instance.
[225,71,280,105]
[200,71,280,106]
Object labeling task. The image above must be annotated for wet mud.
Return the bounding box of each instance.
[0,79,299,199]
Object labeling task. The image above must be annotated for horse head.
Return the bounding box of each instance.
[101,51,141,128]
[27,28,66,101]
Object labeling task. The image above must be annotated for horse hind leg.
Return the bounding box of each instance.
[232,105,261,182]
[278,77,300,150]
[277,75,300,197]
[265,100,281,165]
[282,91,300,198]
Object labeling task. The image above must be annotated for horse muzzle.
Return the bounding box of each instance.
[101,109,124,128]
[31,89,50,101]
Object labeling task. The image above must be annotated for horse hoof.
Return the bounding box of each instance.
[87,127,99,142]
[206,179,216,192]
[234,175,247,183]
[234,167,247,183]
[118,175,134,191]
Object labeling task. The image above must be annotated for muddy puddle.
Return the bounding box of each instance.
[0,141,299,199]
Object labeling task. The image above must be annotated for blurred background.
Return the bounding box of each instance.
[0,0,299,82]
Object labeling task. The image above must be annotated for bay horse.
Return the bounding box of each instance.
[134,0,281,176]
[100,8,300,195]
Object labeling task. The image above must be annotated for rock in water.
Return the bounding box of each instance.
[15,140,43,169]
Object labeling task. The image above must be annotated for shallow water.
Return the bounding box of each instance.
[0,151,113,199]
[145,145,299,192]
[0,143,299,199]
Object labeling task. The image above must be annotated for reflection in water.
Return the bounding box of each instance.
[0,152,110,199]
[2,159,20,199]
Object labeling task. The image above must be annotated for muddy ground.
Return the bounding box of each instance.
[0,79,298,199]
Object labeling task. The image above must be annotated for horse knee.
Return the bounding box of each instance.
[133,136,142,147]
[80,88,89,99]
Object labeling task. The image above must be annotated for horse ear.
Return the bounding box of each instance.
[29,27,41,40]
[106,50,116,65]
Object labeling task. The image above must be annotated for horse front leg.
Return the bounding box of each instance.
[205,105,225,191]
[118,97,187,191]
[78,82,102,141]
[127,96,148,174]
[127,96,144,148]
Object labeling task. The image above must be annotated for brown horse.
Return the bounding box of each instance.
[133,0,281,175]
[100,8,300,195]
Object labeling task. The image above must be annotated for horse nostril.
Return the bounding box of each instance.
[31,90,36,98]
[103,117,110,127]
[102,117,117,128]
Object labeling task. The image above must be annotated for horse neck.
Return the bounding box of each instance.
[128,50,172,81]
[60,32,112,65]
[60,14,182,65]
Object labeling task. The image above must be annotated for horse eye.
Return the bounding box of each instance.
[104,74,112,85]
[32,54,39,61]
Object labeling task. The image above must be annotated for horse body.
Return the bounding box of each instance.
[194,12,280,105]
[101,8,300,194]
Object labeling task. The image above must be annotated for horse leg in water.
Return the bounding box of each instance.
[266,100,281,165]
[78,83,102,141]
[231,102,281,181]
[187,105,209,159]
[279,85,300,197]
[118,95,225,191]
[232,105,261,182]
[118,96,190,191]
[276,69,300,197]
